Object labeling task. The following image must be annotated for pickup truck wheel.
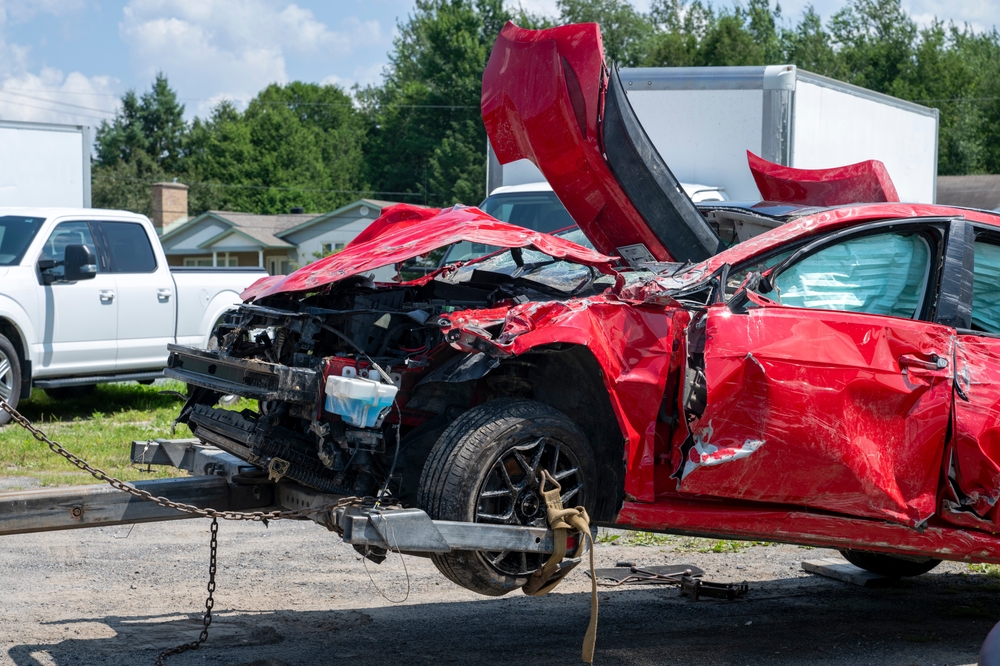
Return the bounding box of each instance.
[417,398,596,596]
[43,385,96,400]
[839,549,941,577]
[0,334,22,425]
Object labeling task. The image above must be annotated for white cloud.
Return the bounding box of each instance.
[0,2,118,126]
[0,68,118,126]
[120,0,382,115]
[902,0,999,31]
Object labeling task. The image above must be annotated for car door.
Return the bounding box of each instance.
[676,222,955,528]
[36,220,118,375]
[95,220,176,372]
[945,227,1000,531]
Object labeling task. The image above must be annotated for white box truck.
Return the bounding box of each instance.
[488,64,939,203]
[0,120,92,208]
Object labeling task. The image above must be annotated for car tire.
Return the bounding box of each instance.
[417,398,597,596]
[43,385,96,401]
[0,334,22,425]
[839,549,941,577]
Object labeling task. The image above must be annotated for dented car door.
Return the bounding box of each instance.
[676,223,955,527]
[946,230,1000,530]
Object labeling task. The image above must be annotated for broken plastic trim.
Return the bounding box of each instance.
[601,65,726,263]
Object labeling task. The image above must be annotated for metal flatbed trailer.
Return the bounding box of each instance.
[0,438,561,558]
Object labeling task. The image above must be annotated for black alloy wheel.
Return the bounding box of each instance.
[418,398,597,596]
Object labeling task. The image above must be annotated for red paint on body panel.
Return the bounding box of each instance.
[240,204,618,302]
[748,151,900,206]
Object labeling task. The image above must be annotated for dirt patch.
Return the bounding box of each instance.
[0,476,39,491]
[0,520,993,665]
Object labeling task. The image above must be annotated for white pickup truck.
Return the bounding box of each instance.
[0,208,266,421]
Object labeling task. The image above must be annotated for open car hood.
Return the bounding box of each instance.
[240,204,618,302]
[482,22,724,265]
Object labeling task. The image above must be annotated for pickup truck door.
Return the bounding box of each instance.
[95,221,176,372]
[677,225,954,528]
[36,221,118,374]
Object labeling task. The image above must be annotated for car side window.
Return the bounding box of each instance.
[770,231,932,319]
[971,239,1000,333]
[100,221,157,273]
[40,222,99,279]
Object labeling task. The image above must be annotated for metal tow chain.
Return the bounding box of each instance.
[155,516,218,666]
[0,398,370,664]
[0,399,363,522]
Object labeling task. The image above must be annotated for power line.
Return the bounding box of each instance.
[0,97,111,122]
[0,89,115,115]
[91,173,430,197]
[0,86,477,110]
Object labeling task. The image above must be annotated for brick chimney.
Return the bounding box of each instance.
[151,181,189,234]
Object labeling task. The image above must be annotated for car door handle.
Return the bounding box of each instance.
[157,289,172,302]
[99,290,115,303]
[899,353,947,371]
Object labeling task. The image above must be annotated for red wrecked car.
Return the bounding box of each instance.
[167,22,1000,596]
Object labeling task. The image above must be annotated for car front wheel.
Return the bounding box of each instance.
[417,398,597,596]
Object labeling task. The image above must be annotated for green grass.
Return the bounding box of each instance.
[968,563,1000,577]
[597,530,776,552]
[0,381,255,487]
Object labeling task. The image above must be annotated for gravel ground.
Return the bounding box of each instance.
[1,519,997,666]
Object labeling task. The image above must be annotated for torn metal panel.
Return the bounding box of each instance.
[482,22,722,263]
[747,150,900,206]
[240,204,618,301]
[947,336,1000,526]
[480,297,680,501]
[676,304,954,527]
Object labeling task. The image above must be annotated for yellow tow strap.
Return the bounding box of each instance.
[523,470,598,664]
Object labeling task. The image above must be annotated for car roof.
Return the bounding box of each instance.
[701,201,1000,274]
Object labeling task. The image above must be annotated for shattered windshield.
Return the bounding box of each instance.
[437,230,593,294]
[437,228,646,295]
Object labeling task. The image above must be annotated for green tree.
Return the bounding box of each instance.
[363,0,509,206]
[186,82,369,214]
[782,7,838,76]
[95,73,187,172]
[92,74,187,213]
[557,0,656,66]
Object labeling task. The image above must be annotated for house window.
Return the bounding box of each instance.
[184,257,214,267]
[321,242,345,256]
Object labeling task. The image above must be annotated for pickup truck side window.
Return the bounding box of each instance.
[971,239,1000,333]
[771,230,932,319]
[40,222,100,278]
[0,216,44,266]
[100,221,157,273]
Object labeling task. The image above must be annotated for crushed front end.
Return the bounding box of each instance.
[166,206,622,504]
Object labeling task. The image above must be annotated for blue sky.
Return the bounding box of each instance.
[0,0,996,128]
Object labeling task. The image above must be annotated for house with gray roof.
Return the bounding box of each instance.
[157,196,419,275]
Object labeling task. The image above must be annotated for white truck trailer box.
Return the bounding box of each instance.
[0,120,91,208]
[488,64,939,203]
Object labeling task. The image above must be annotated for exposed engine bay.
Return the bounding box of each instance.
[169,239,622,505]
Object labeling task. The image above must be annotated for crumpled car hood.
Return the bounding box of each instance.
[241,204,618,302]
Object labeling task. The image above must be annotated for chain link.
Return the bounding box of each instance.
[155,516,218,666]
[0,398,363,522]
[0,398,373,665]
